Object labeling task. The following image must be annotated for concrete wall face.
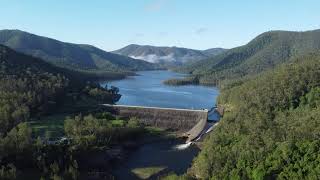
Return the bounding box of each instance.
[104,105,208,133]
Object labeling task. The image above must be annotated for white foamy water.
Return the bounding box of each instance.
[205,122,219,134]
[174,142,192,150]
[175,122,220,150]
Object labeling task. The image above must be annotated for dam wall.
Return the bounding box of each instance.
[103,104,208,136]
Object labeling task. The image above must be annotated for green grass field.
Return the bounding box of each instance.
[131,166,167,179]
[111,119,126,127]
[28,114,69,139]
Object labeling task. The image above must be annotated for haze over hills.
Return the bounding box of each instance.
[112,44,227,66]
[172,29,320,85]
[0,29,158,72]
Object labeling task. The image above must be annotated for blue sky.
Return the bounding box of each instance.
[1,0,319,51]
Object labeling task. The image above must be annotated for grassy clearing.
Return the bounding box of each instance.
[131,166,167,179]
[145,127,165,136]
[145,127,177,139]
[28,114,70,139]
[111,119,126,127]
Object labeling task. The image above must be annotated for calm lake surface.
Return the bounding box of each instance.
[100,70,219,109]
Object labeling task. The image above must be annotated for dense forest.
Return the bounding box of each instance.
[164,53,320,179]
[0,45,132,179]
[0,111,147,179]
[168,29,320,86]
[0,44,121,130]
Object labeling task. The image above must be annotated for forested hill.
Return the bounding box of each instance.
[176,29,320,85]
[0,29,157,72]
[113,44,226,66]
[0,45,120,135]
[184,53,320,179]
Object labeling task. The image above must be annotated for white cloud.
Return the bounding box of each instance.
[130,53,175,63]
[144,0,169,12]
[195,27,208,35]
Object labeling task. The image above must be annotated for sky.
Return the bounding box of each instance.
[1,0,320,51]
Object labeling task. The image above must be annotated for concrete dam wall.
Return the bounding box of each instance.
[103,104,208,140]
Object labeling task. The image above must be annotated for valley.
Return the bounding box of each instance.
[0,2,320,179]
[1,28,320,179]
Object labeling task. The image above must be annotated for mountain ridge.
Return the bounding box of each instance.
[172,29,320,85]
[0,29,158,72]
[112,44,227,66]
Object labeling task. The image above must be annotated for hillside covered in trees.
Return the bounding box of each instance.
[0,44,181,179]
[169,29,320,86]
[175,53,320,179]
[0,44,121,136]
[0,45,148,179]
[0,30,158,73]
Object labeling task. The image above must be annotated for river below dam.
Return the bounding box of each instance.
[100,70,220,179]
[113,139,200,179]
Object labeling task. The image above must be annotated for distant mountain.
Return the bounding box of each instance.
[176,29,320,85]
[0,30,157,72]
[202,48,227,56]
[112,44,226,66]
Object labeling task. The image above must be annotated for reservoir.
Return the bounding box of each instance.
[100,71,219,179]
[100,70,219,109]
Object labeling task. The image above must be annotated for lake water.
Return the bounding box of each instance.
[100,70,219,110]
